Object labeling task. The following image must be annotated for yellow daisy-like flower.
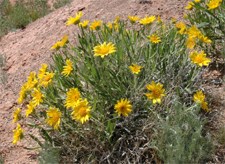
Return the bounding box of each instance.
[139,16,156,25]
[13,124,23,144]
[185,1,194,10]
[129,64,143,75]
[93,42,116,58]
[31,88,44,107]
[193,90,205,103]
[193,90,209,112]
[18,84,28,104]
[186,37,196,49]
[107,22,113,29]
[201,101,209,112]
[26,72,38,90]
[90,20,102,31]
[207,0,222,10]
[59,35,69,47]
[39,72,54,87]
[79,20,89,29]
[62,59,73,76]
[128,16,140,24]
[148,34,161,44]
[145,81,165,104]
[71,99,91,124]
[46,107,62,130]
[25,101,35,117]
[175,22,186,34]
[51,35,69,50]
[38,64,48,80]
[65,88,81,108]
[188,25,202,39]
[199,34,212,44]
[13,108,21,123]
[190,51,211,67]
[114,98,132,117]
[51,41,61,50]
[194,0,201,3]
[66,11,83,26]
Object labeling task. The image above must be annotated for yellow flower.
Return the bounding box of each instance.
[114,98,132,117]
[71,99,91,124]
[199,34,212,44]
[193,90,209,112]
[46,107,62,130]
[25,72,38,90]
[51,41,61,50]
[114,16,120,23]
[145,81,165,104]
[90,20,102,31]
[18,84,28,104]
[65,88,81,108]
[113,22,120,31]
[62,59,73,76]
[38,64,48,80]
[128,16,140,24]
[129,64,143,75]
[39,72,54,87]
[186,37,196,49]
[190,51,211,67]
[31,88,44,106]
[175,22,186,34]
[148,34,161,44]
[13,108,21,123]
[79,20,89,29]
[207,0,222,10]
[93,42,116,58]
[107,22,113,29]
[201,101,209,112]
[188,25,202,39]
[25,101,35,117]
[51,35,69,50]
[13,124,23,144]
[193,90,205,103]
[139,16,156,25]
[194,0,201,3]
[59,35,69,47]
[185,2,194,10]
[66,12,83,26]
[157,16,162,23]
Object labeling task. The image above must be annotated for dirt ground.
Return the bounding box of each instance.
[0,0,224,163]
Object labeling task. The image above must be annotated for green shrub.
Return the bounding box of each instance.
[12,14,213,162]
[0,0,49,37]
[53,0,72,9]
[152,102,213,163]
[185,0,225,57]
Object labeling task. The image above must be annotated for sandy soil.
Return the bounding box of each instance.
[0,0,224,163]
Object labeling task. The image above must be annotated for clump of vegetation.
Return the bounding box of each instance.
[0,54,7,84]
[0,0,72,37]
[53,0,72,9]
[184,0,225,58]
[11,7,216,162]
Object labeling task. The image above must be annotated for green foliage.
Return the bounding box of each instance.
[0,0,49,37]
[152,102,213,163]
[38,143,60,164]
[53,0,72,9]
[185,0,225,57]
[0,54,7,84]
[14,15,213,162]
[0,155,4,164]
